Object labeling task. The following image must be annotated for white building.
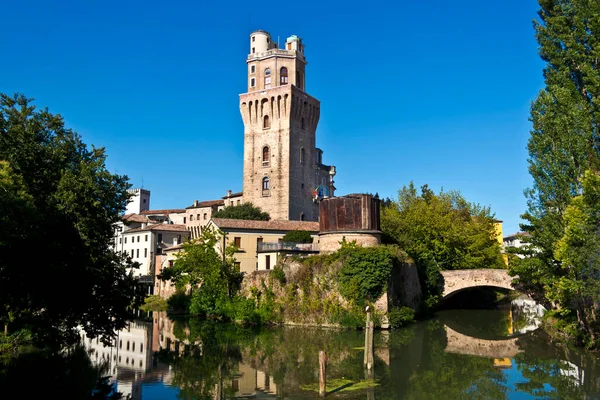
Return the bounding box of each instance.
[119,223,189,278]
[126,188,150,215]
[503,232,532,259]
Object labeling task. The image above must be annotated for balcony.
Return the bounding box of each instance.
[257,242,319,253]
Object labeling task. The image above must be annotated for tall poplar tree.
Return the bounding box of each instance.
[512,0,600,347]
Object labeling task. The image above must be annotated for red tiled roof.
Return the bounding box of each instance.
[122,214,150,223]
[222,191,243,199]
[211,218,319,232]
[186,199,225,209]
[125,224,189,234]
[140,209,186,215]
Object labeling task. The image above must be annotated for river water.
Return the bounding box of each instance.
[3,301,600,399]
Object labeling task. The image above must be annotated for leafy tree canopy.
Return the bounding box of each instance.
[0,93,136,347]
[511,0,600,347]
[212,202,270,221]
[381,182,504,271]
[282,230,313,243]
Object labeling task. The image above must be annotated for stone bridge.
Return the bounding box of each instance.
[444,326,521,358]
[440,269,515,299]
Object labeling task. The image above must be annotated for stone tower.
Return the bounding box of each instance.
[240,30,336,221]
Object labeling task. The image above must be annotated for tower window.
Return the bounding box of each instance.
[262,177,270,197]
[252,36,255,42]
[265,68,271,75]
[300,213,305,221]
[300,147,305,164]
[280,67,288,84]
[252,47,255,53]
[263,115,270,129]
[250,78,255,87]
[301,117,305,130]
[250,65,255,73]
[262,146,270,166]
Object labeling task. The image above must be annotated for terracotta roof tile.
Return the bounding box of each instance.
[140,209,186,215]
[222,191,243,199]
[125,224,189,234]
[211,218,319,232]
[122,214,150,223]
[186,199,225,209]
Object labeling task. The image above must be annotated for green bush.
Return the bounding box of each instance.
[140,295,167,312]
[282,230,313,243]
[388,306,415,329]
[167,290,191,314]
[337,243,393,305]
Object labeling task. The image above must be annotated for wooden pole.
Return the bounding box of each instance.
[364,311,371,366]
[319,350,327,397]
[367,320,374,370]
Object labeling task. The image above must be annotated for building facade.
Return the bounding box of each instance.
[240,30,336,222]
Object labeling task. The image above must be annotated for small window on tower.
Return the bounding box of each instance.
[300,147,305,164]
[263,115,270,129]
[250,78,255,87]
[252,36,255,42]
[262,177,270,197]
[301,117,305,130]
[280,67,288,84]
[252,47,255,53]
[250,65,255,73]
[262,146,270,166]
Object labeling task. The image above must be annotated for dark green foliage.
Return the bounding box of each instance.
[388,306,415,329]
[167,291,191,315]
[282,230,313,243]
[0,93,136,348]
[337,242,393,305]
[213,202,270,220]
[513,0,600,348]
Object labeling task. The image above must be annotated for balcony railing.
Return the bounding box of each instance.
[258,242,319,252]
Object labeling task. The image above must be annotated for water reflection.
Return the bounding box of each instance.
[75,309,599,399]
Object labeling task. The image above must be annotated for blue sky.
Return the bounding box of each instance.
[1,0,544,235]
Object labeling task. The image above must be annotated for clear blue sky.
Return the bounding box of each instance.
[1,0,544,235]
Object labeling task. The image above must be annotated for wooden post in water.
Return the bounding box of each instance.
[367,320,374,370]
[319,350,327,397]
[364,309,371,366]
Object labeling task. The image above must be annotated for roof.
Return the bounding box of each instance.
[122,214,150,223]
[140,209,186,215]
[503,231,531,240]
[186,199,225,209]
[124,224,189,234]
[222,191,243,199]
[211,218,319,232]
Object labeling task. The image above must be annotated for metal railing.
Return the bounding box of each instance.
[258,242,319,252]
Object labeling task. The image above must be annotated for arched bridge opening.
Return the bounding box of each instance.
[440,269,515,300]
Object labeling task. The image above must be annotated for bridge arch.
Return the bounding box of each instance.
[440,269,515,299]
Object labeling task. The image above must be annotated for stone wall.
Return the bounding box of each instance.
[388,261,422,310]
[318,231,381,253]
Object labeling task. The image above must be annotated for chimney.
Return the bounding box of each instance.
[194,199,198,207]
[227,190,232,197]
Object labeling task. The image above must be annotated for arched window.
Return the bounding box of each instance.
[263,115,270,129]
[262,177,270,197]
[264,68,271,88]
[300,147,305,164]
[300,213,305,221]
[262,146,270,166]
[280,67,288,84]
[301,117,305,130]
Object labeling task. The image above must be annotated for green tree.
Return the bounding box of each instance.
[282,230,313,243]
[511,0,600,347]
[381,183,504,310]
[0,93,136,347]
[381,182,504,271]
[213,202,270,220]
[159,229,242,316]
[551,170,600,346]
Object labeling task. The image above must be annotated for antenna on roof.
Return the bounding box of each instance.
[141,176,144,189]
